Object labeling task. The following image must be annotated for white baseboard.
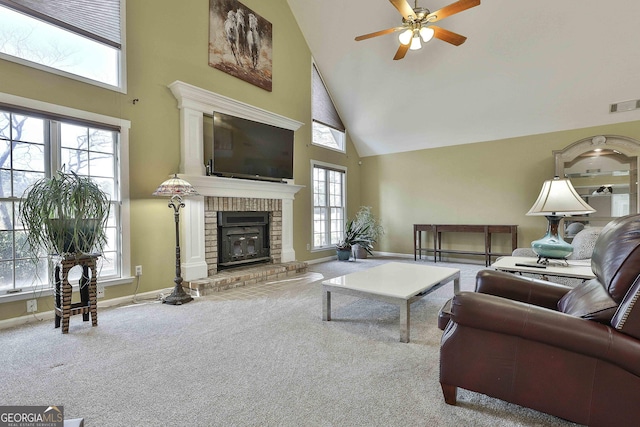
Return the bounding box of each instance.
[305,255,336,265]
[372,251,413,258]
[0,287,173,331]
[375,251,486,265]
[306,251,414,264]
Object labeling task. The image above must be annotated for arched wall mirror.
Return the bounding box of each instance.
[554,135,640,236]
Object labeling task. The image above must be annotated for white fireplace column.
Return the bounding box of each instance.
[168,80,304,281]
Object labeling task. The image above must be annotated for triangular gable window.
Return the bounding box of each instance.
[312,63,345,152]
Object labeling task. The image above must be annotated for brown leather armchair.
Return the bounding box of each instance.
[439,214,640,426]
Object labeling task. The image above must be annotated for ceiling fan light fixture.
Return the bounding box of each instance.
[419,26,435,43]
[409,32,422,50]
[398,29,413,45]
[354,0,480,60]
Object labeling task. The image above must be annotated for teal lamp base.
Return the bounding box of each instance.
[531,215,574,260]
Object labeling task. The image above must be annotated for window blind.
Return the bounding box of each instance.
[0,0,121,48]
[312,63,345,132]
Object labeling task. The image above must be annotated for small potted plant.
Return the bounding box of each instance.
[19,170,110,257]
[336,218,373,261]
[352,206,384,259]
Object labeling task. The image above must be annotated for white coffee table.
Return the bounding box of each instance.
[322,262,460,343]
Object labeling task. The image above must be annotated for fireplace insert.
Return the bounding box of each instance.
[218,211,270,269]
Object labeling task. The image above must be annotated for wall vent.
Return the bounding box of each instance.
[610,99,640,113]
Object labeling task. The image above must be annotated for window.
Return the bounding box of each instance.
[0,94,130,296]
[312,162,346,250]
[312,63,346,152]
[0,0,124,91]
[312,121,345,152]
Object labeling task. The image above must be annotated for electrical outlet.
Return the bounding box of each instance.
[135,265,142,276]
[97,284,105,298]
[306,243,310,250]
[26,299,37,313]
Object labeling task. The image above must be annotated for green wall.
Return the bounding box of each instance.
[0,0,360,321]
[1,0,638,322]
[361,120,640,257]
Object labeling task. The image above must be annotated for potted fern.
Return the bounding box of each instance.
[19,170,110,257]
[352,206,384,259]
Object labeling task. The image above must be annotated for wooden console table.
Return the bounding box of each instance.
[414,224,518,266]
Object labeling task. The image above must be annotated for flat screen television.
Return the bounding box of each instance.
[206,111,294,182]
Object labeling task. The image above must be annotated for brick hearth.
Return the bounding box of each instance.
[186,261,308,296]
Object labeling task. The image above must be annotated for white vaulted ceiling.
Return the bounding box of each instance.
[286,0,640,157]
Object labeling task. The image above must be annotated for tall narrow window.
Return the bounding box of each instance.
[0,105,126,295]
[60,122,120,277]
[312,162,346,250]
[0,111,47,289]
[312,63,346,152]
[0,0,124,90]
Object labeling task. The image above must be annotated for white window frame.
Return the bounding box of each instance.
[311,121,346,153]
[0,1,127,93]
[311,160,346,251]
[0,91,131,304]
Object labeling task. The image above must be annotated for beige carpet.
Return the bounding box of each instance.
[0,256,579,426]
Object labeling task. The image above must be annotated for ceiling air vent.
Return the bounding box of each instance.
[610,99,640,113]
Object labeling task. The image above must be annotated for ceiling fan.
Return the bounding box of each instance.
[355,0,480,60]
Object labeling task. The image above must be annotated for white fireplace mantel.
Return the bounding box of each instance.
[168,80,304,177]
[169,80,304,281]
[179,174,303,200]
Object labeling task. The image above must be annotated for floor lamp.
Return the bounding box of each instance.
[153,174,200,305]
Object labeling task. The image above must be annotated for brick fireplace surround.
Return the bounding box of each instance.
[189,196,307,295]
[168,80,307,293]
[205,197,282,275]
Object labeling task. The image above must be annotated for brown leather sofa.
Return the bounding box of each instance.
[439,214,640,426]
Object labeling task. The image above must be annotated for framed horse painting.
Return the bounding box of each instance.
[209,0,273,92]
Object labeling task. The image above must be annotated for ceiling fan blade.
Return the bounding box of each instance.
[431,26,467,46]
[393,43,410,60]
[427,0,480,23]
[355,26,405,42]
[389,0,416,20]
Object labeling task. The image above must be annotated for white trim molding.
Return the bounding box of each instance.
[0,91,132,297]
[168,81,304,281]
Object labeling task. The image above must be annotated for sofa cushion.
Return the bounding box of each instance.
[565,221,584,237]
[557,279,618,323]
[568,227,601,260]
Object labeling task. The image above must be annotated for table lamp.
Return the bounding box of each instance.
[153,174,200,305]
[526,176,595,261]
